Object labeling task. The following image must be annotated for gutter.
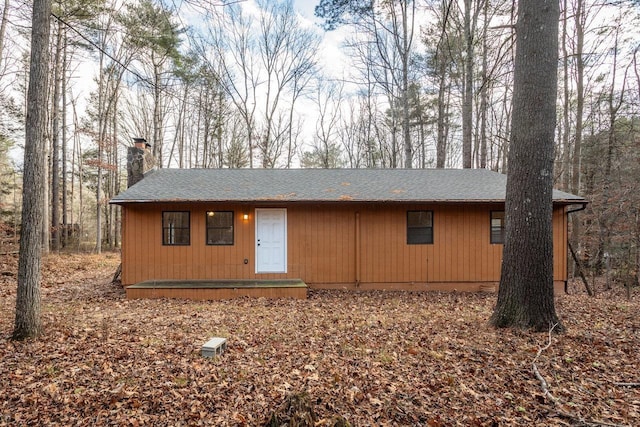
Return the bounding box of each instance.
[566,201,588,215]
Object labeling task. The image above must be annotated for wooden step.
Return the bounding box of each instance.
[125,279,307,300]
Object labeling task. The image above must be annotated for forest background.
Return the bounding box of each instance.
[0,0,639,290]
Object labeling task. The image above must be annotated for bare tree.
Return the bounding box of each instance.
[460,0,486,169]
[50,16,63,251]
[207,4,259,167]
[48,0,105,249]
[119,0,183,168]
[339,95,380,168]
[318,0,416,168]
[95,16,116,253]
[594,21,629,275]
[305,79,344,168]
[389,0,416,167]
[255,0,318,167]
[204,0,318,168]
[424,0,455,168]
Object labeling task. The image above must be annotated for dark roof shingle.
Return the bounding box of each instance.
[109,168,586,204]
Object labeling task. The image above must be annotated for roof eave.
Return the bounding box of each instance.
[111,198,513,205]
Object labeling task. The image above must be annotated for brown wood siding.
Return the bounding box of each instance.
[120,202,569,289]
[359,204,508,284]
[553,206,568,282]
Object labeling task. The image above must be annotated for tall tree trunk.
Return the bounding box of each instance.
[598,28,626,272]
[635,52,640,288]
[111,95,119,248]
[497,72,512,173]
[390,110,398,168]
[401,2,412,168]
[490,0,561,331]
[153,62,163,167]
[70,99,77,234]
[436,66,448,168]
[420,118,425,168]
[13,0,52,340]
[636,209,640,289]
[560,0,570,190]
[95,49,104,254]
[216,92,224,168]
[286,88,297,169]
[51,18,63,251]
[365,82,376,167]
[462,0,473,169]
[435,0,452,169]
[570,0,585,256]
[478,0,488,169]
[571,0,584,197]
[96,149,102,253]
[202,99,210,168]
[42,130,50,254]
[179,84,188,168]
[61,31,68,247]
[0,0,10,72]
[75,114,85,251]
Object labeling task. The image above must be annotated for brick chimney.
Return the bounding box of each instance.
[127,137,155,187]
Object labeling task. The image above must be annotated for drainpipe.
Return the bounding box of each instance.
[565,201,588,294]
[355,212,361,288]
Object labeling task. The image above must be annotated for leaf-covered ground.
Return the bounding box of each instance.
[1,252,639,426]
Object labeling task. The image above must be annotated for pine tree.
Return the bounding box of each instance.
[13,0,52,340]
[490,0,562,331]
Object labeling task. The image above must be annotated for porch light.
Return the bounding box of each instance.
[243,213,249,221]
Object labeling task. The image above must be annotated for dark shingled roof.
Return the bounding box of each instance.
[109,168,586,205]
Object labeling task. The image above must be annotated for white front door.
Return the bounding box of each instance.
[255,209,287,273]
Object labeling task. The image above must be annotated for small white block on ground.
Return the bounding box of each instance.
[201,337,227,358]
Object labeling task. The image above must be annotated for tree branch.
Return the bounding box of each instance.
[532,323,559,402]
[612,382,640,388]
[532,324,628,427]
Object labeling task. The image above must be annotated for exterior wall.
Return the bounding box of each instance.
[120,202,568,291]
